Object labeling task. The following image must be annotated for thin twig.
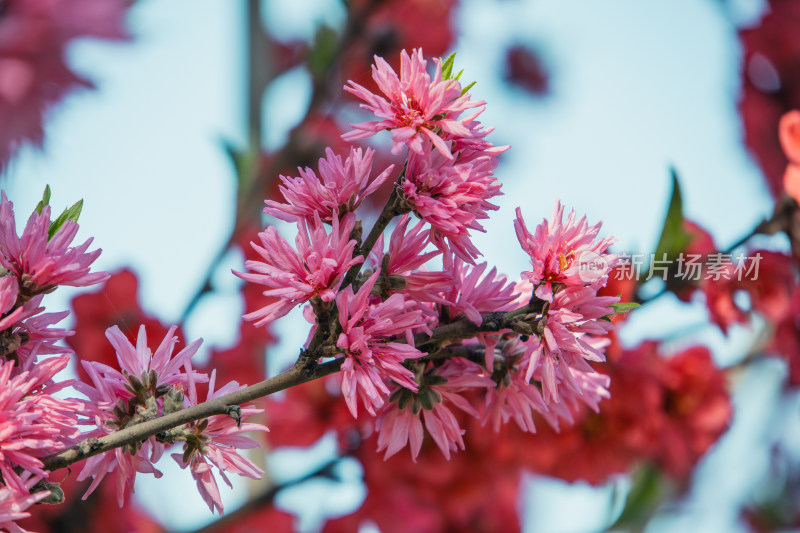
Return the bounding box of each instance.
[42,359,343,472]
[41,308,534,472]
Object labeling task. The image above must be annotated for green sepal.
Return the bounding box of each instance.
[48,199,83,240]
[441,52,457,80]
[33,185,51,216]
[600,301,641,321]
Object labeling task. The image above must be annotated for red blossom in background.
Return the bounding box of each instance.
[505,44,549,95]
[340,0,458,94]
[68,268,180,380]
[521,341,732,485]
[0,0,128,167]
[738,0,800,197]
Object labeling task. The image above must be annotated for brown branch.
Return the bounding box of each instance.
[414,310,535,353]
[42,359,343,472]
[180,458,343,533]
[340,185,405,290]
[42,307,534,473]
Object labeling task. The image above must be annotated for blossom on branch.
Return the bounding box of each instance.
[0,192,108,294]
[0,473,49,533]
[336,272,428,417]
[368,214,451,307]
[522,285,617,405]
[401,150,502,263]
[75,325,206,507]
[376,358,492,460]
[343,48,483,159]
[172,368,267,514]
[483,337,564,433]
[0,355,80,493]
[98,325,204,399]
[514,200,616,302]
[236,213,363,327]
[441,254,518,327]
[265,146,395,222]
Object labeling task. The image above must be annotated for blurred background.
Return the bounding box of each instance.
[5,0,800,531]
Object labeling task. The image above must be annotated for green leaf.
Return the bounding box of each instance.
[441,52,456,80]
[611,301,640,313]
[307,25,339,79]
[33,185,51,217]
[221,138,259,191]
[610,463,667,530]
[652,169,692,263]
[440,52,476,94]
[48,199,83,240]
[600,301,641,321]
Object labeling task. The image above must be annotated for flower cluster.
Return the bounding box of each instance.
[0,192,108,533]
[238,49,622,462]
[76,325,265,514]
[0,191,265,532]
[1,48,632,532]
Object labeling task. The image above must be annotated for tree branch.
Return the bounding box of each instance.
[340,184,404,290]
[42,359,343,472]
[42,308,535,473]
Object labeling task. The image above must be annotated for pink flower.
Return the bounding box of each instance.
[75,359,164,507]
[5,295,72,371]
[336,272,427,418]
[0,0,128,167]
[441,254,518,327]
[0,355,79,493]
[368,214,452,307]
[343,48,484,159]
[0,275,23,330]
[172,368,267,514]
[401,150,502,263]
[376,359,492,460]
[97,324,204,397]
[522,285,617,405]
[0,473,49,533]
[236,212,363,327]
[265,146,394,222]
[483,337,568,433]
[76,325,206,507]
[0,192,108,293]
[514,201,617,302]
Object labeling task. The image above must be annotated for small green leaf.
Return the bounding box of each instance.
[33,185,51,217]
[600,299,640,321]
[611,302,640,313]
[222,138,260,192]
[652,169,692,263]
[610,464,670,530]
[441,52,456,80]
[307,25,339,79]
[439,52,476,95]
[48,199,83,240]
